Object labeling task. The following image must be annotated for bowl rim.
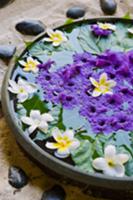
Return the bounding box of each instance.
[2,17,133,190]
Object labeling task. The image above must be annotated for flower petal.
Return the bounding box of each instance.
[90,77,99,87]
[116,154,129,164]
[45,142,60,149]
[21,116,33,125]
[46,29,54,37]
[17,92,28,102]
[52,127,63,142]
[19,60,26,66]
[8,80,19,93]
[30,110,41,120]
[42,113,54,122]
[53,42,61,47]
[92,88,102,97]
[25,83,37,93]
[38,122,48,133]
[105,145,116,160]
[128,28,133,34]
[43,38,53,42]
[100,73,107,84]
[107,80,116,88]
[55,147,70,158]
[28,124,37,133]
[93,157,107,170]
[63,129,74,140]
[104,164,125,177]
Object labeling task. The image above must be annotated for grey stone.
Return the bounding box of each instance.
[0,45,16,60]
[8,166,29,189]
[15,20,45,36]
[100,0,117,15]
[41,185,66,200]
[66,7,86,19]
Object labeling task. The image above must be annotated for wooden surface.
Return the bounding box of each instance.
[0,0,133,199]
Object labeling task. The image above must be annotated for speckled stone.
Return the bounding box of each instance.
[8,166,29,189]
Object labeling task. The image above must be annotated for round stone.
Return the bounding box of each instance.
[0,45,16,60]
[100,0,117,15]
[8,166,29,189]
[41,185,66,200]
[66,7,86,19]
[15,20,45,36]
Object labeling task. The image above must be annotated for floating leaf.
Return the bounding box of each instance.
[33,131,50,141]
[22,95,49,115]
[78,26,101,54]
[115,130,131,147]
[71,140,94,173]
[125,160,133,176]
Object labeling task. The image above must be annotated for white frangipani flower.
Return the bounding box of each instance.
[19,56,40,73]
[43,29,68,47]
[46,127,80,158]
[92,145,129,177]
[21,110,54,133]
[8,78,37,102]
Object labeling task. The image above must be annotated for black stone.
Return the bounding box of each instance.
[0,0,14,8]
[41,185,66,200]
[8,166,28,189]
[15,20,45,36]
[66,7,86,19]
[0,45,16,60]
[100,0,117,15]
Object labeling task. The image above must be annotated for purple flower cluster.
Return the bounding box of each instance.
[36,50,133,134]
[91,24,112,36]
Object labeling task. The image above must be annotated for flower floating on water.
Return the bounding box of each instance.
[43,29,68,47]
[19,56,40,73]
[91,22,116,36]
[89,72,116,97]
[21,110,54,133]
[8,78,37,102]
[46,128,80,158]
[92,145,129,177]
[127,28,133,34]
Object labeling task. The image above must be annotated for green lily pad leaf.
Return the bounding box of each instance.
[71,140,94,173]
[125,160,133,176]
[115,130,131,147]
[63,108,89,130]
[78,26,101,54]
[22,95,49,115]
[94,138,103,157]
[33,131,50,141]
[29,42,51,56]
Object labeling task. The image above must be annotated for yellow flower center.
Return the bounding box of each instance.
[19,87,25,93]
[56,136,72,149]
[99,83,110,93]
[51,33,63,42]
[25,60,37,70]
[107,159,115,167]
[100,24,111,30]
